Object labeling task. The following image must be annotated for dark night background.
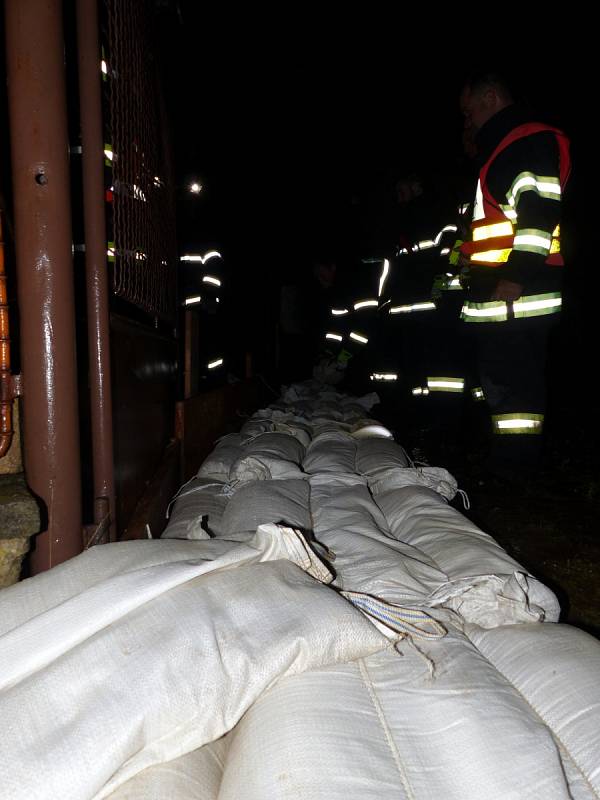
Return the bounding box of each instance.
[157,8,591,390]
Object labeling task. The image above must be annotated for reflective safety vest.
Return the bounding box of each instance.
[460,123,571,269]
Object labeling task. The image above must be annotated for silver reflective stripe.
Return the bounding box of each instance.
[350,331,368,344]
[378,258,390,297]
[354,299,378,310]
[434,224,458,245]
[492,413,544,434]
[462,293,562,322]
[326,333,343,342]
[207,358,224,369]
[508,172,561,208]
[331,308,349,315]
[513,293,562,318]
[390,301,436,314]
[370,373,398,381]
[461,301,508,322]
[499,204,518,221]
[513,228,552,256]
[427,377,464,393]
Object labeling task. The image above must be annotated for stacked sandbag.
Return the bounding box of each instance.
[303,431,357,475]
[197,433,249,481]
[218,479,311,541]
[162,477,229,540]
[229,431,306,483]
[373,485,560,626]
[107,738,229,800]
[466,622,600,798]
[220,630,585,800]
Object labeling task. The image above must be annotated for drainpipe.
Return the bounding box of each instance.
[76,0,116,540]
[5,0,83,572]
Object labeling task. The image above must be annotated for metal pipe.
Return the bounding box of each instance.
[0,222,14,457]
[5,0,83,571]
[76,0,116,540]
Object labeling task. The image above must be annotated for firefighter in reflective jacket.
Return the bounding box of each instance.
[459,71,571,478]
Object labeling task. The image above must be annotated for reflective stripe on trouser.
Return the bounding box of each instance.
[492,413,544,434]
[427,377,464,393]
[461,292,562,322]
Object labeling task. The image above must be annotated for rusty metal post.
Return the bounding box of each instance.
[76,0,116,540]
[4,0,83,571]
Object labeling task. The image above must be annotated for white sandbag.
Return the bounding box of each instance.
[368,466,460,502]
[467,622,600,797]
[375,486,560,625]
[312,401,344,420]
[162,478,229,540]
[340,402,368,422]
[221,632,574,800]
[355,438,410,477]
[309,477,447,605]
[272,421,312,448]
[229,432,306,483]
[0,526,390,800]
[213,432,249,447]
[342,391,379,411]
[310,420,352,437]
[0,539,234,635]
[107,738,228,800]
[351,419,394,439]
[239,418,275,437]
[303,431,357,474]
[198,445,244,480]
[356,635,573,799]
[219,479,311,539]
[219,662,406,800]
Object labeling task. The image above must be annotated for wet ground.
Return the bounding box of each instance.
[460,469,600,636]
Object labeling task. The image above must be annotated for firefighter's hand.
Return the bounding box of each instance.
[492,279,523,301]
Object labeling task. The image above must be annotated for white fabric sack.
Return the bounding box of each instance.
[213,432,249,447]
[368,465,459,501]
[162,478,228,540]
[198,444,245,480]
[0,539,230,635]
[219,479,311,539]
[303,431,357,474]
[219,662,407,800]
[467,622,600,797]
[310,420,352,437]
[309,477,448,605]
[107,738,228,800]
[375,486,560,625]
[239,418,275,437]
[351,419,393,439]
[272,421,312,448]
[229,432,306,484]
[355,439,410,478]
[221,631,575,800]
[343,391,379,412]
[356,635,574,799]
[0,525,390,800]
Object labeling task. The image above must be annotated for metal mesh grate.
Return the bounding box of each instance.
[105,0,176,320]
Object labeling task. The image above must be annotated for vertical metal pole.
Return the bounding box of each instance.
[76,0,116,539]
[5,0,83,571]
